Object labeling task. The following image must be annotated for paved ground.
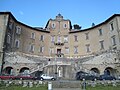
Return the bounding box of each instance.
[53,88,81,90]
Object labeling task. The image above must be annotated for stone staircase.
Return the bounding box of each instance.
[30,62,49,74]
[29,57,72,74]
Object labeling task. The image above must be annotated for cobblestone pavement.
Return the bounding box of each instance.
[53,88,81,90]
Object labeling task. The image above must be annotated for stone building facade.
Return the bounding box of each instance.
[0,12,120,79]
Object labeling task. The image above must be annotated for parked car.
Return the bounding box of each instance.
[80,73,99,81]
[99,75,116,80]
[15,73,34,80]
[76,71,99,81]
[0,74,15,80]
[35,74,56,80]
[76,71,86,80]
[118,76,120,80]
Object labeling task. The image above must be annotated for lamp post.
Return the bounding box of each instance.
[55,55,57,80]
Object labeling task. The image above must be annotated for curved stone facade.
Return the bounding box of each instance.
[0,12,120,79]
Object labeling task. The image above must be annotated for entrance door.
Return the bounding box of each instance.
[57,49,61,54]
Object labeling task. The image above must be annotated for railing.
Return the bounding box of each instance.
[30,63,48,74]
[30,57,72,74]
[48,60,71,65]
[56,53,64,57]
[54,42,64,46]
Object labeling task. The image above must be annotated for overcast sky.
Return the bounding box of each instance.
[1,0,120,29]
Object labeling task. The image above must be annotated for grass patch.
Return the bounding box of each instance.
[0,85,48,90]
[86,85,120,90]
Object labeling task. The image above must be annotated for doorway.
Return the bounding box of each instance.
[57,49,61,54]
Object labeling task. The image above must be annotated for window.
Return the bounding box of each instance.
[99,29,103,36]
[57,36,61,43]
[9,22,13,30]
[40,35,44,41]
[31,32,35,39]
[52,23,55,29]
[74,35,78,42]
[110,22,114,31]
[111,35,116,46]
[50,48,54,54]
[29,44,34,52]
[40,46,44,53]
[85,32,89,40]
[64,35,68,43]
[65,47,69,54]
[15,39,20,48]
[16,26,21,34]
[63,23,67,28]
[74,46,78,54]
[7,35,11,44]
[4,16,7,25]
[51,35,55,43]
[99,40,104,50]
[86,44,90,52]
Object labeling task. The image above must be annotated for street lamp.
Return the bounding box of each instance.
[55,55,58,80]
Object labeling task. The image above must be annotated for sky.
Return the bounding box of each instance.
[0,0,120,29]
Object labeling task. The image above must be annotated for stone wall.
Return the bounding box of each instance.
[0,14,9,74]
[3,52,47,75]
[3,50,120,79]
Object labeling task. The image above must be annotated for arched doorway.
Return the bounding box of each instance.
[104,67,115,76]
[90,68,100,75]
[19,67,29,74]
[4,67,13,75]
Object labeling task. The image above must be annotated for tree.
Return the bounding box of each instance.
[92,23,95,27]
[73,24,81,29]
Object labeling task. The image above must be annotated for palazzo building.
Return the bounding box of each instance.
[0,12,120,79]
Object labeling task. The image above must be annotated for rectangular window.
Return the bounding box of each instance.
[65,47,69,54]
[74,46,78,54]
[99,29,103,36]
[40,46,44,53]
[51,35,55,43]
[4,16,7,25]
[86,44,90,52]
[74,35,78,42]
[85,33,89,40]
[9,22,13,30]
[110,22,114,31]
[7,35,11,44]
[111,35,116,46]
[99,40,104,50]
[29,44,34,52]
[58,36,61,43]
[31,32,35,39]
[50,48,54,54]
[16,26,21,34]
[15,39,20,48]
[40,35,44,41]
[64,35,68,43]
